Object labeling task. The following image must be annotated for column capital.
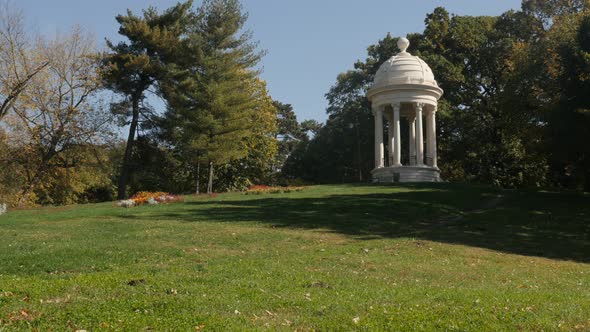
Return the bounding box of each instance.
[384,111,393,122]
[416,102,425,111]
[424,104,437,115]
[372,104,383,116]
[391,102,401,110]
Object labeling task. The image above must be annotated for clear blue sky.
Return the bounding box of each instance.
[18,0,522,123]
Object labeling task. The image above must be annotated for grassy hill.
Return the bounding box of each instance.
[0,183,589,331]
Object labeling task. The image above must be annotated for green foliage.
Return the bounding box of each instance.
[287,3,590,189]
[282,63,374,183]
[273,101,324,179]
[522,0,589,26]
[274,102,303,169]
[159,0,274,193]
[413,8,550,187]
[543,10,590,190]
[282,97,373,183]
[0,137,116,206]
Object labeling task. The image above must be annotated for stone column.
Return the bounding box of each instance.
[425,109,433,166]
[415,103,424,166]
[431,106,438,169]
[373,105,384,168]
[408,115,416,165]
[385,111,394,166]
[392,103,402,166]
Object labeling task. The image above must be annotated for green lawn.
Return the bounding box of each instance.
[1,183,589,331]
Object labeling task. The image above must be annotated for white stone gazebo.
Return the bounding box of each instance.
[367,37,443,183]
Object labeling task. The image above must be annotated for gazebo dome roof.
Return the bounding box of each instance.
[372,37,439,90]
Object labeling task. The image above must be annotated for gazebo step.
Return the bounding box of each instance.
[371,166,441,183]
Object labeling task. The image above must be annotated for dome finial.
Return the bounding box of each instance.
[398,37,410,53]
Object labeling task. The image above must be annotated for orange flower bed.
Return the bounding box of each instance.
[129,191,183,205]
[248,185,271,191]
[246,185,305,195]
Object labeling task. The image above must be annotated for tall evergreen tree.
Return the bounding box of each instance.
[161,0,264,193]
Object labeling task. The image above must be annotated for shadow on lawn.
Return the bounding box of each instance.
[134,184,590,263]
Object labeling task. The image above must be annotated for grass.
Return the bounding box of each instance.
[0,183,589,331]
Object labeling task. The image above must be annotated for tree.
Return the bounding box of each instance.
[214,78,278,190]
[161,0,265,194]
[300,120,323,137]
[101,1,192,199]
[0,1,48,121]
[274,101,305,171]
[282,99,373,183]
[414,9,550,187]
[522,0,588,27]
[542,10,590,189]
[3,27,111,206]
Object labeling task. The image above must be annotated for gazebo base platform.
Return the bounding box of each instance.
[371,166,441,183]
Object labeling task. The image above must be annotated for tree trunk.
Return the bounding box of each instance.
[207,161,214,194]
[584,167,590,193]
[117,98,140,200]
[355,123,363,182]
[195,162,200,195]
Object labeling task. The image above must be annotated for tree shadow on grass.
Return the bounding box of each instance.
[126,184,590,263]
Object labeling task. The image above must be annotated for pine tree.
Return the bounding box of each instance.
[162,0,264,193]
[101,1,192,199]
